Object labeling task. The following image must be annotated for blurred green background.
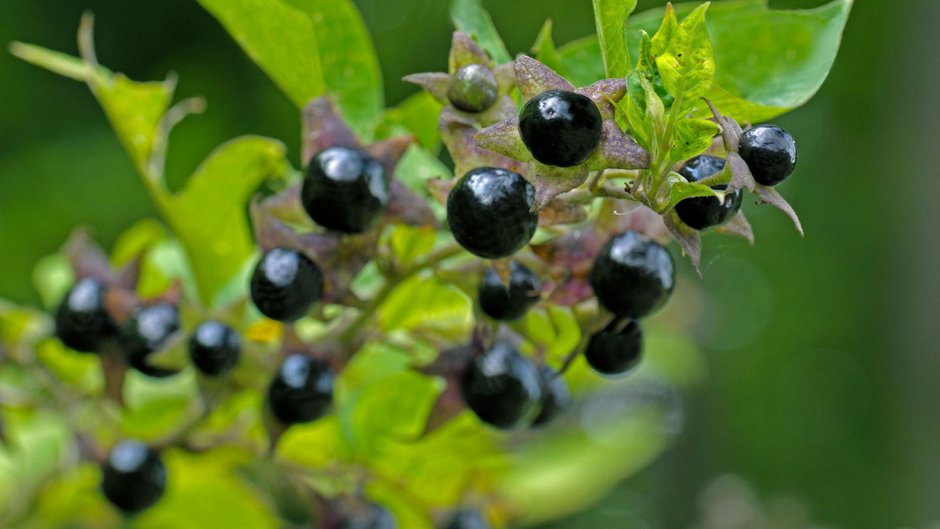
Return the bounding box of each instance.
[1,1,937,528]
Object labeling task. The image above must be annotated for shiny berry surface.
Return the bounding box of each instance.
[478,261,541,321]
[188,320,241,376]
[302,146,389,234]
[446,167,538,259]
[675,155,744,230]
[250,248,324,322]
[519,89,602,167]
[267,354,335,425]
[589,231,675,319]
[338,502,397,529]
[446,510,491,529]
[532,365,570,427]
[54,277,115,353]
[448,63,498,113]
[460,342,542,429]
[120,303,180,375]
[738,124,798,186]
[585,319,643,376]
[101,440,166,513]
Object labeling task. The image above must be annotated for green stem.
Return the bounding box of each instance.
[338,244,464,343]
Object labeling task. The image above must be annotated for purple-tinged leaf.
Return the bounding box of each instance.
[514,55,574,101]
[577,78,627,121]
[302,97,360,166]
[585,120,651,171]
[528,163,589,212]
[387,180,437,228]
[473,117,533,163]
[449,31,491,72]
[402,72,451,105]
[663,209,702,276]
[714,210,755,245]
[538,199,589,227]
[754,185,805,237]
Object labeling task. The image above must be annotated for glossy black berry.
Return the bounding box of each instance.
[267,354,335,425]
[461,342,542,429]
[447,167,538,259]
[519,89,602,167]
[188,321,241,376]
[250,248,324,322]
[738,125,797,186]
[446,510,491,529]
[338,502,397,529]
[675,155,744,230]
[584,319,643,376]
[302,147,389,234]
[589,231,675,319]
[448,64,498,113]
[54,277,115,353]
[478,261,541,321]
[101,440,166,513]
[120,303,180,376]
[532,365,570,427]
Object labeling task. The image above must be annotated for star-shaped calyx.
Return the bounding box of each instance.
[253,97,434,307]
[475,56,650,212]
[403,31,516,127]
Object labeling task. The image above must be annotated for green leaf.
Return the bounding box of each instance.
[517,306,581,360]
[672,117,721,162]
[501,404,671,525]
[662,172,722,212]
[95,74,176,185]
[385,226,438,270]
[377,91,443,151]
[591,0,638,78]
[556,36,606,88]
[378,275,473,338]
[167,137,287,305]
[628,0,853,122]
[649,2,678,56]
[196,0,383,137]
[31,253,73,311]
[532,20,568,78]
[655,3,715,111]
[450,0,512,64]
[135,450,279,529]
[11,38,175,204]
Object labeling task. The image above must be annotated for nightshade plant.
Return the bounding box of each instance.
[0,0,850,527]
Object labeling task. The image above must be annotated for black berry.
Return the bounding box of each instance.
[584,319,643,376]
[338,502,397,529]
[519,89,602,167]
[448,64,498,113]
[738,124,797,186]
[447,167,538,259]
[250,248,324,322]
[302,146,389,234]
[188,321,241,376]
[461,342,542,429]
[675,155,744,230]
[446,510,491,529]
[589,231,675,319]
[478,261,541,321]
[54,277,115,353]
[120,303,180,377]
[532,365,570,427]
[101,440,166,513]
[267,354,335,425]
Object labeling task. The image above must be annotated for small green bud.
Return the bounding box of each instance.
[448,63,498,113]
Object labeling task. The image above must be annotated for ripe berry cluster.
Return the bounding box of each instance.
[44,21,801,526]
